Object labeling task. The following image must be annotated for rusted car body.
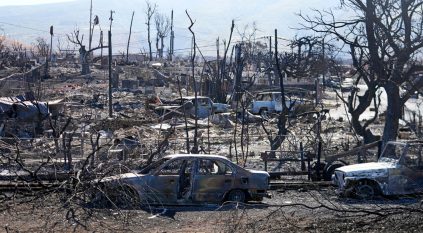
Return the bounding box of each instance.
[333,141,423,198]
[98,154,270,205]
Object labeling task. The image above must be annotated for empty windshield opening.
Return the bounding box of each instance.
[139,158,169,174]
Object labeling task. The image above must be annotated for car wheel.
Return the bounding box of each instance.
[354,181,376,199]
[323,162,346,181]
[227,189,246,203]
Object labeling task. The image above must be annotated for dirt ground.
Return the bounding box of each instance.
[1,186,423,233]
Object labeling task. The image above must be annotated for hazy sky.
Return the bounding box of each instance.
[0,0,75,6]
[0,0,343,56]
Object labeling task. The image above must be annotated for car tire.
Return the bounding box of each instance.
[227,189,246,203]
[354,180,377,199]
[323,162,346,181]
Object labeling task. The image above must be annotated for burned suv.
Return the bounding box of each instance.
[333,141,423,198]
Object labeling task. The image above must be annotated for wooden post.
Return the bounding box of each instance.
[108,10,114,118]
[88,0,93,52]
[126,11,135,64]
[108,30,113,118]
[100,31,103,66]
[169,10,174,61]
[49,26,53,64]
[264,159,268,172]
[216,37,220,97]
[268,36,272,86]
[300,142,305,171]
[307,153,311,180]
[233,44,242,102]
[321,38,325,92]
[317,141,322,180]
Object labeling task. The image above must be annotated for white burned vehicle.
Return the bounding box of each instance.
[94,154,270,207]
[250,92,283,114]
[250,92,301,115]
[333,141,423,198]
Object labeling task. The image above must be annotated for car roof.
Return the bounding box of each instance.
[175,96,209,100]
[164,154,230,161]
[256,92,281,95]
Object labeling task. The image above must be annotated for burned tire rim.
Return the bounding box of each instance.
[227,190,246,203]
[355,184,375,199]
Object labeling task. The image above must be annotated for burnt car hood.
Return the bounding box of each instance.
[336,162,397,177]
[99,172,147,183]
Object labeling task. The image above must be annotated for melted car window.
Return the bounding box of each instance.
[404,144,423,168]
[198,159,233,175]
[139,158,169,174]
[380,143,403,162]
[159,159,184,175]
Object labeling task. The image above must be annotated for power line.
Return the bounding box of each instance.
[0,21,68,36]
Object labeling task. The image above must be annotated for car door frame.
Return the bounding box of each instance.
[147,158,185,204]
[191,158,236,203]
[398,144,423,193]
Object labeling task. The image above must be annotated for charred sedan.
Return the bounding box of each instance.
[95,154,270,207]
[333,141,423,199]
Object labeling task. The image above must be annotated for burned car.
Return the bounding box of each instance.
[95,154,270,207]
[333,141,423,198]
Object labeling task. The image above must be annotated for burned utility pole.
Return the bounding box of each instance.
[88,0,93,52]
[100,30,103,62]
[126,11,135,64]
[269,36,272,59]
[321,38,326,92]
[233,44,243,103]
[268,36,272,86]
[108,10,114,118]
[44,25,54,78]
[215,37,220,97]
[169,9,174,61]
[49,26,53,63]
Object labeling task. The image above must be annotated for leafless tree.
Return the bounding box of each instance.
[67,29,107,75]
[186,10,199,153]
[283,36,324,79]
[214,20,235,103]
[145,1,157,61]
[155,12,170,59]
[260,30,292,153]
[33,37,50,58]
[301,0,423,145]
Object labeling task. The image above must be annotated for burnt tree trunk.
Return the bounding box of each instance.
[261,29,290,154]
[147,22,153,61]
[160,36,164,59]
[348,84,380,144]
[79,46,89,75]
[382,81,401,144]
